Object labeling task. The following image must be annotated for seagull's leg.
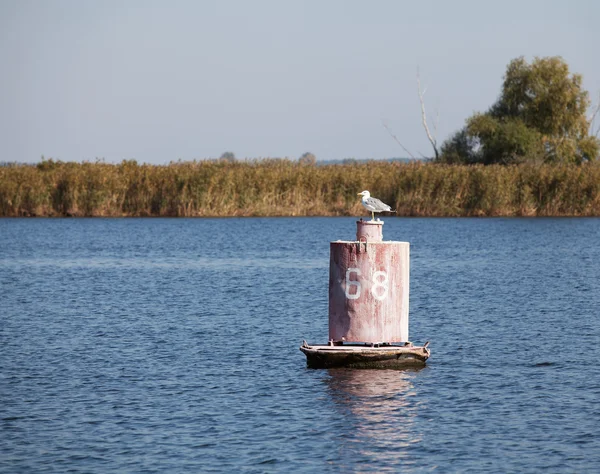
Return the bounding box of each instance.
[371,211,375,220]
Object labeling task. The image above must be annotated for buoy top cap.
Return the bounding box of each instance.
[357,219,384,225]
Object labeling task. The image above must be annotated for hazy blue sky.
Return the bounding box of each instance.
[1,0,598,164]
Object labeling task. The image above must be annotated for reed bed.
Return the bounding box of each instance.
[1,159,600,217]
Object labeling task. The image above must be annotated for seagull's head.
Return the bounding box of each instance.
[357,190,370,198]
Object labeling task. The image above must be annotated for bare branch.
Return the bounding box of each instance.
[589,91,600,137]
[433,106,440,137]
[417,68,439,160]
[382,120,416,159]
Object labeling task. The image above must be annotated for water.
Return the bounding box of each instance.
[1,217,600,472]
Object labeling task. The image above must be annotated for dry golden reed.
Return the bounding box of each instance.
[1,159,600,217]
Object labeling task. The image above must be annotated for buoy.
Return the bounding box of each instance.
[300,219,429,368]
[329,219,409,344]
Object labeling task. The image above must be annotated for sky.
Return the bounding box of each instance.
[1,0,598,164]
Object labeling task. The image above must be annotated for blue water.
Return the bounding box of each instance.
[1,217,600,472]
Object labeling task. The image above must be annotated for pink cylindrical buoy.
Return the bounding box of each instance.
[356,219,383,243]
[329,220,409,343]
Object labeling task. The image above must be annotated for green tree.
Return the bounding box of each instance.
[440,56,599,164]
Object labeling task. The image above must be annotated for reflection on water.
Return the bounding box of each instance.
[325,369,425,468]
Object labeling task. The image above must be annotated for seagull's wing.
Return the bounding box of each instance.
[365,197,391,212]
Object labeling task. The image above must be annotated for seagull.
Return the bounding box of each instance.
[357,190,394,221]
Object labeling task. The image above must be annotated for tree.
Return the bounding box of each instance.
[298,152,317,165]
[219,151,236,162]
[439,56,600,164]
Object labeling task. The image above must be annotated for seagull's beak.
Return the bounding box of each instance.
[357,192,362,196]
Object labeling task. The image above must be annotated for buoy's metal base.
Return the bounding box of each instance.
[300,341,430,369]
